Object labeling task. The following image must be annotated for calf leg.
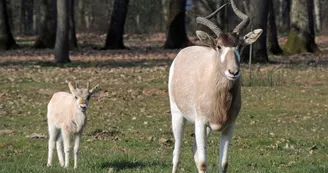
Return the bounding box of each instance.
[47,125,59,167]
[56,133,64,167]
[62,128,71,168]
[73,133,81,169]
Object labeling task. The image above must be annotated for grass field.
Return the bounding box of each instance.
[1,39,328,172]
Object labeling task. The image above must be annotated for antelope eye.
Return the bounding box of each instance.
[75,96,78,100]
[217,46,222,50]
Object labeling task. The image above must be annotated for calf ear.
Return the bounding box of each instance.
[243,29,263,45]
[196,30,216,49]
[68,82,76,95]
[89,84,99,95]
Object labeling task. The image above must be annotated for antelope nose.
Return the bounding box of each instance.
[228,69,240,76]
[80,104,87,109]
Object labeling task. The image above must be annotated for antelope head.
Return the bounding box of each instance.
[196,0,263,80]
[68,82,99,111]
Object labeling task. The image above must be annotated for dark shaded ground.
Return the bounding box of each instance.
[1,33,328,67]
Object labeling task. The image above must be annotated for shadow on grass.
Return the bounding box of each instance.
[0,48,178,69]
[101,160,169,172]
[0,58,173,69]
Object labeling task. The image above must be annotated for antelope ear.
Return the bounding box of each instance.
[68,82,76,95]
[243,29,263,45]
[89,84,99,95]
[196,30,216,49]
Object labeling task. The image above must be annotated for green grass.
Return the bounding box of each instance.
[1,57,328,173]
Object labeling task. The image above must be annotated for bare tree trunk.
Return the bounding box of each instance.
[20,0,34,35]
[163,0,190,49]
[280,0,290,32]
[285,0,319,54]
[267,0,283,55]
[162,0,169,24]
[0,0,19,50]
[90,0,96,30]
[243,0,269,62]
[84,0,91,30]
[314,0,321,32]
[216,0,228,32]
[103,0,129,49]
[34,0,41,34]
[278,0,283,30]
[69,0,78,49]
[6,0,14,32]
[54,0,70,63]
[26,0,34,35]
[77,0,86,31]
[33,0,56,48]
[20,0,25,34]
[191,0,227,33]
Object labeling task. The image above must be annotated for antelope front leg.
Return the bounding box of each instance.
[194,119,207,173]
[62,129,71,168]
[56,134,64,167]
[171,109,186,173]
[47,126,59,167]
[193,125,212,173]
[219,123,235,173]
[73,133,81,169]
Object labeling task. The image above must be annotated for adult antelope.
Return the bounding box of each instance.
[168,0,263,172]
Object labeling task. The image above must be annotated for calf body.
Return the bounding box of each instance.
[47,82,98,168]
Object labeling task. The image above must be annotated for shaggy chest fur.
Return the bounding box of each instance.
[211,86,239,130]
[196,78,240,131]
[68,112,87,133]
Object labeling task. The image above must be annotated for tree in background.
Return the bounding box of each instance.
[54,0,70,63]
[33,0,56,48]
[69,0,78,49]
[1,0,327,56]
[191,0,228,32]
[20,0,34,35]
[284,0,319,54]
[103,0,129,49]
[242,0,269,62]
[0,0,19,50]
[278,0,291,32]
[77,0,86,31]
[267,0,283,55]
[163,0,190,49]
[314,0,321,32]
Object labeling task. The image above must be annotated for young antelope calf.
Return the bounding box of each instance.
[47,82,99,168]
